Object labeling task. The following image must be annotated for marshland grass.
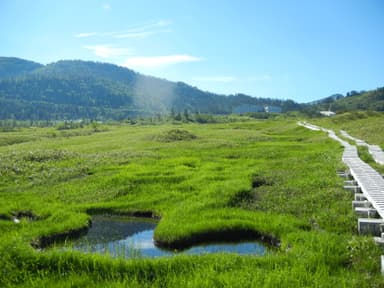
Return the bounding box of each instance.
[0,117,383,287]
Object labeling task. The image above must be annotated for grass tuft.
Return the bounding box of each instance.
[155,129,197,142]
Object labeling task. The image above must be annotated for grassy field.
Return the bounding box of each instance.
[0,117,383,287]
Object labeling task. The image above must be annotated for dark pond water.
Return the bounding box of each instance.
[62,215,267,258]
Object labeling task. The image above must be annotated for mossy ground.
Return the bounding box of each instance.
[0,116,383,287]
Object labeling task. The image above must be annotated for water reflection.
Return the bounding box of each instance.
[65,215,266,258]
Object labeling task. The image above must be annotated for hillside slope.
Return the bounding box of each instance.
[0,57,300,120]
[331,88,384,111]
[0,57,43,78]
[312,88,384,112]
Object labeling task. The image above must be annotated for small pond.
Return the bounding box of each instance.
[61,215,267,258]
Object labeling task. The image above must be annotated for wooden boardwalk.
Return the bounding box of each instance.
[340,130,384,165]
[298,122,384,218]
[343,154,384,219]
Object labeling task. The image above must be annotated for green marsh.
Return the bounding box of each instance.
[0,117,383,287]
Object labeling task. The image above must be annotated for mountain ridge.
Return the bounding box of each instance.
[0,57,300,120]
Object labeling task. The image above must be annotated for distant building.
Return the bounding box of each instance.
[264,105,282,113]
[233,104,265,114]
[233,104,282,114]
[320,110,336,116]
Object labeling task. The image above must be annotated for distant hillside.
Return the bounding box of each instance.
[301,87,384,116]
[0,57,300,120]
[309,93,344,105]
[0,57,43,78]
[329,88,384,112]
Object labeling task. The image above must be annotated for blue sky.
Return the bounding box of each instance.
[1,0,383,103]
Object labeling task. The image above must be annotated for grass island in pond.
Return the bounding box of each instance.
[1,114,384,287]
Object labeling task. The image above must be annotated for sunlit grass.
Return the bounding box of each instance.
[0,118,383,287]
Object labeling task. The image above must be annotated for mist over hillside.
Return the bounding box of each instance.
[0,57,382,121]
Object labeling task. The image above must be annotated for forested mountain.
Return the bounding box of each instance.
[0,57,300,120]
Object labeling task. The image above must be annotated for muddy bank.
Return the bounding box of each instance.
[86,208,161,220]
[31,221,91,249]
[0,213,11,220]
[155,228,280,251]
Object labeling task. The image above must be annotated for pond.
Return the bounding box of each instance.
[61,215,267,258]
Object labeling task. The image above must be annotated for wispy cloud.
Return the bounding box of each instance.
[112,30,169,39]
[122,20,171,32]
[84,45,131,58]
[193,76,237,83]
[75,20,171,39]
[123,55,201,68]
[108,20,171,39]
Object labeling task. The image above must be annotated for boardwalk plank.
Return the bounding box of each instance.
[299,122,384,218]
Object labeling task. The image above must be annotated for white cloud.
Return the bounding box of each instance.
[123,55,201,68]
[84,45,131,58]
[75,32,97,38]
[193,76,237,83]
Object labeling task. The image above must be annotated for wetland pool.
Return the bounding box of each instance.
[60,215,267,258]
